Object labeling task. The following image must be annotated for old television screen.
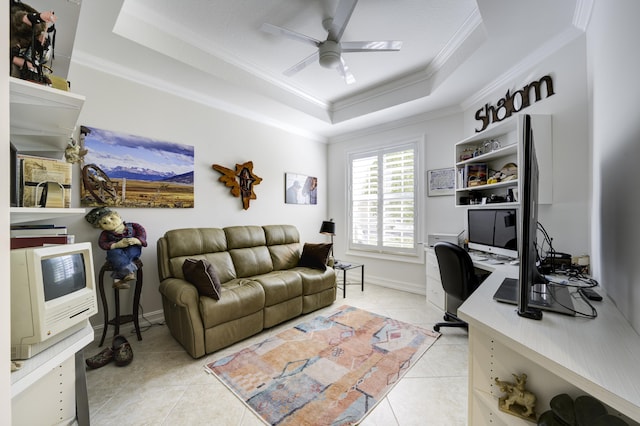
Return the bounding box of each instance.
[41,253,87,300]
[11,242,98,359]
[467,209,518,259]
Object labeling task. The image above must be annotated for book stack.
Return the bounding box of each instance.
[10,224,74,249]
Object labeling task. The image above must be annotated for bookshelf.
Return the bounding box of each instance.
[454,114,552,207]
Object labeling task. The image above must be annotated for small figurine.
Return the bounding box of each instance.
[495,373,537,421]
[85,207,147,289]
[64,139,88,164]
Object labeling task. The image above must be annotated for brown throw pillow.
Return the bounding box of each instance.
[182,258,221,299]
[298,243,332,271]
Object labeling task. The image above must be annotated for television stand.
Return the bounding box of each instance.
[517,307,543,320]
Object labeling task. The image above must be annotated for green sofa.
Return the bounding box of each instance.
[157,224,336,358]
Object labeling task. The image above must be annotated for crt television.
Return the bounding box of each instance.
[11,242,98,359]
[467,208,518,259]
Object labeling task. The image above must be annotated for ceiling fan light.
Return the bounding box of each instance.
[319,41,341,69]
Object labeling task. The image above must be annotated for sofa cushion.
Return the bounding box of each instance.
[252,271,303,306]
[229,246,274,277]
[165,228,227,258]
[170,252,237,284]
[225,226,266,249]
[200,279,265,329]
[268,243,301,270]
[263,224,300,245]
[294,266,337,295]
[298,243,332,270]
[182,258,221,300]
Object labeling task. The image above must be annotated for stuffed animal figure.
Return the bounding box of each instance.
[85,207,147,289]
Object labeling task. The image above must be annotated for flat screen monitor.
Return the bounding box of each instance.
[517,114,544,319]
[467,208,518,259]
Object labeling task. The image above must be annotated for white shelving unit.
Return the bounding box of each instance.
[454,114,552,207]
[9,78,90,424]
[9,76,86,223]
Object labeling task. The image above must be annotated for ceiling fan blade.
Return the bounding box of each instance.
[337,57,356,85]
[328,0,358,42]
[260,23,320,48]
[341,40,403,52]
[283,51,320,77]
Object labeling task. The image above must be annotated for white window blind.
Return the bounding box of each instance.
[349,143,417,255]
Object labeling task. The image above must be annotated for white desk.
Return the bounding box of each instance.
[458,263,640,425]
[11,321,94,425]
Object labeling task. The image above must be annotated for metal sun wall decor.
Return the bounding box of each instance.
[79,126,194,208]
[212,161,263,209]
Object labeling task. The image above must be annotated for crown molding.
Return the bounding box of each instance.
[72,50,328,143]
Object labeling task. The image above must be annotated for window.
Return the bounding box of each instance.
[348,142,419,256]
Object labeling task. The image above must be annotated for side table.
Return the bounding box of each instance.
[333,261,364,298]
[97,259,143,346]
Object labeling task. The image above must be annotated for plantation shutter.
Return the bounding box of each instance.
[349,143,417,255]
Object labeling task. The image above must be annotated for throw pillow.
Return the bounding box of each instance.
[182,258,221,299]
[298,243,332,271]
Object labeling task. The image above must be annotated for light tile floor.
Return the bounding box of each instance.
[84,284,469,425]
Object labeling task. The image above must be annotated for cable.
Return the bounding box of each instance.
[542,282,598,319]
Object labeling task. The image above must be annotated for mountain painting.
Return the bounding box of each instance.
[79,126,194,208]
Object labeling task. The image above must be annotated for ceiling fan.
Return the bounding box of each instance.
[260,0,402,84]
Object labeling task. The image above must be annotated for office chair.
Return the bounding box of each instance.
[433,241,482,332]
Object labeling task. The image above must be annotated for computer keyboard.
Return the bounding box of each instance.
[469,253,488,261]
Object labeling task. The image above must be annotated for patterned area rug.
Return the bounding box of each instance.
[206,305,440,425]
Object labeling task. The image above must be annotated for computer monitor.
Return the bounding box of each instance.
[467,208,518,259]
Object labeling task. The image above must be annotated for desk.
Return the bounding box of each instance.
[458,263,640,424]
[334,261,364,298]
[12,321,93,425]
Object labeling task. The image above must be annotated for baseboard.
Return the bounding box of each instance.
[361,275,426,296]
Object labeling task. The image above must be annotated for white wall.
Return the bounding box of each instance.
[328,35,591,296]
[328,113,465,295]
[462,36,590,258]
[587,0,640,332]
[54,65,329,326]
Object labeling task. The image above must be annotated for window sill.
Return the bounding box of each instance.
[344,248,424,264]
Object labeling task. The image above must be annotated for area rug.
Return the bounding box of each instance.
[206,305,441,425]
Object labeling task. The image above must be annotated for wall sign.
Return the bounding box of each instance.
[475,75,555,132]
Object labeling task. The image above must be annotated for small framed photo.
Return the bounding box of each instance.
[285,172,317,205]
[427,167,455,196]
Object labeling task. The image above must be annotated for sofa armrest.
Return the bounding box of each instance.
[158,277,206,358]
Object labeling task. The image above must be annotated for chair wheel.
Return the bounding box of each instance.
[434,325,440,332]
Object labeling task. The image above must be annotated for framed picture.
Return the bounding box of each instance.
[285,173,317,205]
[427,167,455,196]
[80,126,194,208]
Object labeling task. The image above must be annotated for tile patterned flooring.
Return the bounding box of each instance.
[84,284,469,425]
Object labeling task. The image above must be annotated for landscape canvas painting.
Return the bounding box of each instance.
[80,126,194,208]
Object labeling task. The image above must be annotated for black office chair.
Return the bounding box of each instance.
[433,241,482,332]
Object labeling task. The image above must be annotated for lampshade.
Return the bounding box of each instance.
[319,220,336,236]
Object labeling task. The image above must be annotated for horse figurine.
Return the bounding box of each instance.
[495,373,537,420]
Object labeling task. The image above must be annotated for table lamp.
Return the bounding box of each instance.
[319,219,336,257]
